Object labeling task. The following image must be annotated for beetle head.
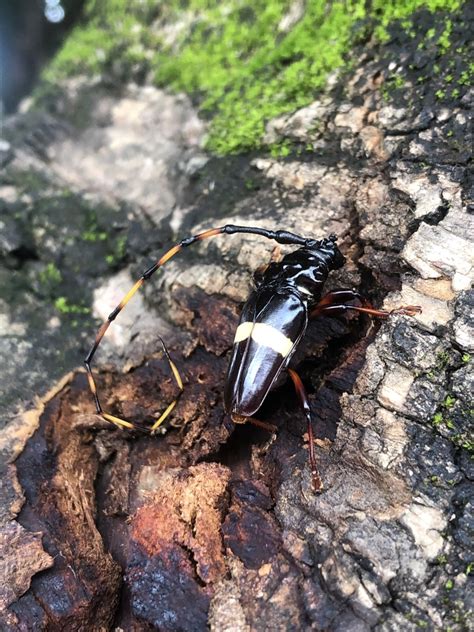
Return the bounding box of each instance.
[306,234,345,270]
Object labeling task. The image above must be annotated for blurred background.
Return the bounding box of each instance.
[0,0,84,113]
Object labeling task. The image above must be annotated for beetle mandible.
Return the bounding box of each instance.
[85,224,421,491]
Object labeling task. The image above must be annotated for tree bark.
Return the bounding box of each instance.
[1,6,472,632]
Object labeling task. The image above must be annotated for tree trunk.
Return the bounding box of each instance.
[1,5,472,631]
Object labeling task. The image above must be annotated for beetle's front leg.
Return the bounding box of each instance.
[287,369,323,492]
[311,289,421,319]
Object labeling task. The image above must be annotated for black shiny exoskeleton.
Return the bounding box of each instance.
[225,236,345,417]
[85,224,420,491]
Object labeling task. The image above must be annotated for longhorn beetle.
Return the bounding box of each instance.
[85,224,421,491]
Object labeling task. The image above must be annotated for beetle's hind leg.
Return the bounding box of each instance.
[249,417,278,433]
[231,413,277,432]
[85,362,136,430]
[311,289,421,319]
[85,334,183,432]
[150,337,184,433]
[287,369,323,492]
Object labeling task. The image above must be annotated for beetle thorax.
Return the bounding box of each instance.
[258,244,344,304]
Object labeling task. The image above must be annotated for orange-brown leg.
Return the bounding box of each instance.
[288,368,323,492]
[311,289,421,319]
[248,418,278,432]
[231,413,277,432]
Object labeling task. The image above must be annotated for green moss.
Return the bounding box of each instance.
[443,597,473,631]
[403,612,430,628]
[39,263,62,285]
[43,0,159,81]
[83,229,108,242]
[269,140,292,158]
[42,0,466,154]
[432,412,443,426]
[81,209,108,242]
[458,68,473,86]
[54,296,91,314]
[381,71,408,100]
[460,438,474,453]
[105,234,127,266]
[437,17,452,52]
[432,398,473,453]
[443,394,456,409]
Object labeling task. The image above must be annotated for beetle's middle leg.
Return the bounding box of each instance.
[311,289,421,319]
[287,368,323,492]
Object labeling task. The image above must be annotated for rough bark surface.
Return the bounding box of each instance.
[0,9,472,632]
